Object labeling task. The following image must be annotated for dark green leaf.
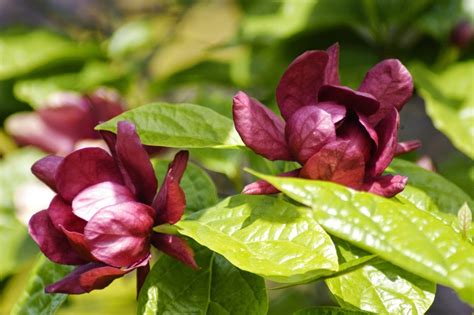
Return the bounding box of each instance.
[137,245,268,315]
[152,159,218,211]
[10,256,74,315]
[97,103,244,148]
[293,306,374,315]
[249,170,474,305]
[176,194,338,283]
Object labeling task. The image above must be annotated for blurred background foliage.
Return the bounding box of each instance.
[0,0,473,314]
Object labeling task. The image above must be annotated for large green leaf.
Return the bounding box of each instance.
[0,30,100,80]
[97,103,243,148]
[137,245,267,315]
[0,210,29,279]
[175,194,338,283]
[249,171,474,305]
[410,62,474,159]
[152,159,218,212]
[388,159,474,215]
[293,307,374,315]
[326,239,435,314]
[10,256,73,315]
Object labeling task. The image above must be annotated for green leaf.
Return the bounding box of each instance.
[410,62,474,159]
[387,159,474,215]
[137,244,268,315]
[97,103,244,148]
[152,159,218,211]
[175,194,338,283]
[326,239,435,314]
[458,203,472,240]
[249,171,474,305]
[10,256,74,315]
[293,306,374,315]
[0,210,29,279]
[0,30,100,80]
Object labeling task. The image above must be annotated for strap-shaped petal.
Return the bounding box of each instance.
[153,177,186,225]
[45,263,129,294]
[395,140,421,156]
[285,106,336,163]
[325,43,340,85]
[29,210,85,265]
[362,174,408,197]
[233,91,291,161]
[151,232,197,269]
[319,85,379,116]
[84,201,154,268]
[242,169,301,195]
[276,50,329,120]
[367,108,399,177]
[31,155,63,192]
[56,148,123,202]
[115,121,158,204]
[359,59,413,124]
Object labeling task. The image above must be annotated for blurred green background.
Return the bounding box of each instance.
[0,0,472,314]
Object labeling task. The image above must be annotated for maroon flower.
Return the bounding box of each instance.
[28,121,196,294]
[6,88,124,155]
[233,43,420,197]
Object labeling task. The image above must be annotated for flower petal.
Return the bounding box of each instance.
[29,210,85,265]
[276,50,329,120]
[61,227,97,261]
[357,113,379,147]
[166,150,189,182]
[31,155,63,192]
[115,121,158,204]
[48,195,86,233]
[242,169,301,195]
[72,181,135,221]
[84,201,154,267]
[5,112,75,155]
[233,91,291,161]
[153,177,186,225]
[362,175,407,197]
[367,108,399,177]
[87,88,124,123]
[56,148,123,202]
[317,101,346,124]
[325,43,340,85]
[151,233,197,269]
[358,59,413,124]
[395,140,421,156]
[300,140,366,189]
[285,106,336,163]
[45,263,129,294]
[318,85,379,116]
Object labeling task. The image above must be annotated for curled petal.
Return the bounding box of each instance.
[61,227,96,261]
[367,108,399,177]
[48,195,86,233]
[29,210,85,265]
[153,177,186,225]
[84,201,154,267]
[325,43,340,85]
[166,150,189,183]
[72,181,135,221]
[31,155,63,192]
[276,50,329,120]
[151,233,197,269]
[87,88,125,123]
[300,139,366,189]
[233,91,292,161]
[115,121,158,204]
[5,112,75,155]
[395,140,421,156]
[317,102,346,124]
[318,85,379,116]
[359,59,413,124]
[285,106,336,163]
[56,148,123,202]
[362,175,407,197]
[45,263,129,294]
[242,169,301,195]
[357,113,379,148]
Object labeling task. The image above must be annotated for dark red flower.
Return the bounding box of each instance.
[233,43,420,197]
[29,121,196,294]
[6,88,124,155]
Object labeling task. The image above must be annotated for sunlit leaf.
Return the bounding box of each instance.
[293,306,374,315]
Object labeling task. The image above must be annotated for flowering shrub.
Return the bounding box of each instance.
[233,44,421,197]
